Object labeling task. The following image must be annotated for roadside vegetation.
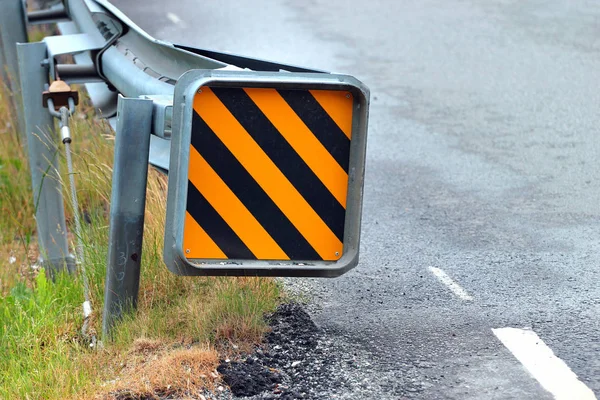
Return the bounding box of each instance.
[0,71,280,398]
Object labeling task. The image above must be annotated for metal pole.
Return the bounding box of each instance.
[17,42,74,276]
[27,7,70,25]
[0,35,5,86]
[102,95,153,339]
[0,0,28,137]
[0,0,27,88]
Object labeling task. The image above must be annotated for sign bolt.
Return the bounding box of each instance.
[335,252,340,256]
[186,249,190,254]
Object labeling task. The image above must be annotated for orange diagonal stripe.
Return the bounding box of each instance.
[310,89,353,139]
[183,211,227,259]
[244,87,349,208]
[188,146,289,260]
[194,87,343,260]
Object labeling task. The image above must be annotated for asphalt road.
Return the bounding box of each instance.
[111,1,600,398]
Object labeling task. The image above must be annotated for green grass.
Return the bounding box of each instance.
[0,271,90,399]
[0,71,281,398]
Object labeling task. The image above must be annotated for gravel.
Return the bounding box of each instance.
[216,302,382,400]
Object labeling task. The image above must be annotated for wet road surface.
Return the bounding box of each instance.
[111,1,600,398]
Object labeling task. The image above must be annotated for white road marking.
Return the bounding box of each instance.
[493,327,597,400]
[428,266,473,301]
[166,12,183,25]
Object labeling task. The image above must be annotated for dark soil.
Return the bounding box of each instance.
[217,360,282,397]
[217,303,347,399]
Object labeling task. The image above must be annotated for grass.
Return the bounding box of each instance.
[0,71,281,398]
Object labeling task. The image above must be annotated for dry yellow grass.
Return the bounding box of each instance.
[0,70,281,399]
[96,339,220,399]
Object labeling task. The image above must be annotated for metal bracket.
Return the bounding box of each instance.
[40,6,124,82]
[142,95,173,138]
[43,79,80,111]
[43,33,105,79]
[27,3,70,25]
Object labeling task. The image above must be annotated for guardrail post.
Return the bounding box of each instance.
[0,0,28,138]
[17,42,74,276]
[0,0,28,88]
[0,35,5,85]
[102,95,153,339]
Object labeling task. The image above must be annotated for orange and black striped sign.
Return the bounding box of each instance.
[182,86,354,262]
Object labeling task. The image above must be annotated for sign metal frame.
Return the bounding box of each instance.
[164,69,369,277]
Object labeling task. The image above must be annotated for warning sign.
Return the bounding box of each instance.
[165,70,369,277]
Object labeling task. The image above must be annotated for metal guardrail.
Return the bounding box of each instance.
[3,0,324,167]
[0,0,326,263]
[61,0,324,170]
[0,0,370,338]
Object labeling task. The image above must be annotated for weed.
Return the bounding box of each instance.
[0,70,280,398]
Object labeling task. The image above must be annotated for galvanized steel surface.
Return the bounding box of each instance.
[17,42,74,275]
[102,96,153,338]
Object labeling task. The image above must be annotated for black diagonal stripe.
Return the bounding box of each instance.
[186,182,255,259]
[211,87,345,242]
[191,111,322,261]
[277,89,350,172]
